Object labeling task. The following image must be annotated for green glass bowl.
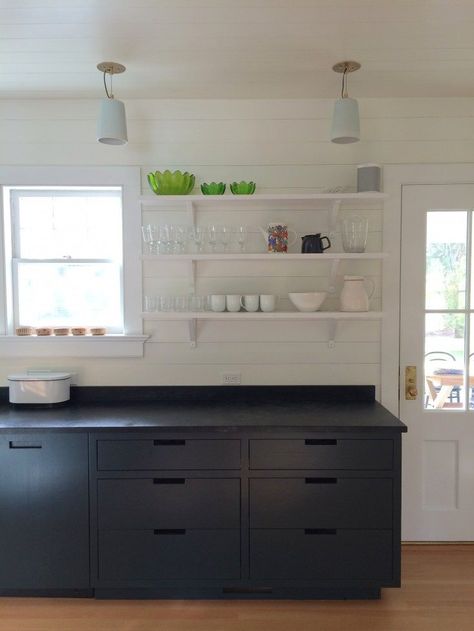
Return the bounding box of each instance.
[201,182,226,195]
[230,181,256,195]
[147,170,195,195]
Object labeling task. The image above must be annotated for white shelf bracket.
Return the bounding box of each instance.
[186,200,196,227]
[328,200,341,238]
[187,260,196,294]
[188,318,197,348]
[328,258,340,294]
[328,319,338,349]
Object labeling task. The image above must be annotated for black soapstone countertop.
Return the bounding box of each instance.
[0,386,406,433]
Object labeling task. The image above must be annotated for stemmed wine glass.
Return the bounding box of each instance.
[220,225,232,253]
[207,225,218,253]
[189,226,204,253]
[235,225,247,253]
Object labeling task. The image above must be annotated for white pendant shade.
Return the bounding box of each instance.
[97,97,128,145]
[331,97,360,144]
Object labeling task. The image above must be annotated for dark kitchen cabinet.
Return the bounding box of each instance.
[0,433,89,591]
[90,429,402,600]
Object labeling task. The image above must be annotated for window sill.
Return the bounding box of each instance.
[0,335,149,358]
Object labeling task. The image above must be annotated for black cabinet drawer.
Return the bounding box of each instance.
[250,529,392,581]
[249,439,393,470]
[99,530,241,581]
[97,439,241,471]
[99,478,240,529]
[250,478,392,529]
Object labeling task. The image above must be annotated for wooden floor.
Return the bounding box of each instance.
[1,545,473,631]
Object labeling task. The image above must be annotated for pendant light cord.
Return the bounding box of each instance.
[103,71,113,99]
[341,67,348,99]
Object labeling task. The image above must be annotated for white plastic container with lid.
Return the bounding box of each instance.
[8,372,72,405]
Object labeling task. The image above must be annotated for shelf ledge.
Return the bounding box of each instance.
[142,312,382,348]
[0,335,149,358]
[142,311,383,320]
[141,252,387,261]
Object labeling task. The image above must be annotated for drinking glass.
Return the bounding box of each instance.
[174,295,188,312]
[207,225,218,253]
[219,225,232,253]
[189,226,204,253]
[160,296,175,312]
[174,225,186,254]
[142,224,160,254]
[160,224,172,254]
[189,295,204,312]
[144,295,157,312]
[235,225,248,253]
[342,215,368,253]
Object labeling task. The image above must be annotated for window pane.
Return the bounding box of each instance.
[424,313,465,410]
[17,262,122,330]
[15,191,122,259]
[426,211,467,310]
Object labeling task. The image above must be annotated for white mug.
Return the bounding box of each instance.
[226,294,242,312]
[260,294,278,312]
[241,294,259,312]
[210,294,226,312]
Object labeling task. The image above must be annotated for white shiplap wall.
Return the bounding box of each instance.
[0,96,471,391]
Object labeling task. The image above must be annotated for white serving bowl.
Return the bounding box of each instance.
[288,291,327,312]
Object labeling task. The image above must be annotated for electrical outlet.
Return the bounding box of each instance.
[221,372,241,385]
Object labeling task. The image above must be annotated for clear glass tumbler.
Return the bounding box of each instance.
[342,215,368,253]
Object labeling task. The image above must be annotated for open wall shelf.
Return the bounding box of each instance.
[142,311,384,348]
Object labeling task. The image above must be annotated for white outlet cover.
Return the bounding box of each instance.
[222,373,242,385]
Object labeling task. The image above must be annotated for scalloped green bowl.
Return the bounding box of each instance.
[201,182,226,195]
[147,170,195,195]
[230,181,256,195]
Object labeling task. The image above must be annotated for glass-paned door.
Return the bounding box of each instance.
[400,184,474,541]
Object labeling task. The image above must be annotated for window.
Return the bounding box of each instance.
[0,166,145,357]
[8,187,123,332]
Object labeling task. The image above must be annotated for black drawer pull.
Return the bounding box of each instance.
[305,439,337,446]
[153,529,186,535]
[305,477,337,484]
[304,528,337,536]
[153,478,185,485]
[9,441,42,449]
[153,439,186,446]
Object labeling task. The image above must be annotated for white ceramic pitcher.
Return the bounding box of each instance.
[339,275,375,312]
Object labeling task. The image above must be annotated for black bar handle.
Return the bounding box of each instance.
[153,529,186,535]
[304,439,337,446]
[304,528,337,536]
[153,478,185,485]
[305,477,337,484]
[9,441,42,449]
[153,439,186,446]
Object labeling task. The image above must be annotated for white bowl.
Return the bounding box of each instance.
[288,292,327,312]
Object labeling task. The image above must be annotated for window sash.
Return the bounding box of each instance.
[12,259,124,333]
[10,187,122,260]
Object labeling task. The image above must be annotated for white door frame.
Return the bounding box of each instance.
[382,164,474,417]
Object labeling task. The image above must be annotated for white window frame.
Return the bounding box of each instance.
[0,166,147,357]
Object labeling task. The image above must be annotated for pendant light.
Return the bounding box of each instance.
[96,62,128,145]
[331,61,361,144]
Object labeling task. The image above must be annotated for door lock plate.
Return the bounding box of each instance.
[405,365,418,400]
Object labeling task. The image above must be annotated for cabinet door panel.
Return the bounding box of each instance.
[249,439,393,470]
[99,478,240,529]
[0,433,89,589]
[99,530,241,581]
[250,529,393,581]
